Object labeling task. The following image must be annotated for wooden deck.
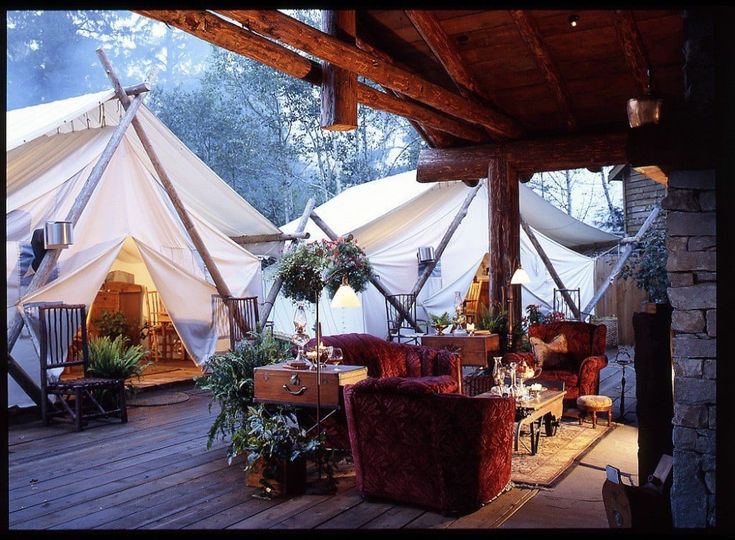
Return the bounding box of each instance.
[8,346,637,530]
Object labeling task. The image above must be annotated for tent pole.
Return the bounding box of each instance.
[394,182,483,331]
[582,205,662,319]
[97,49,233,301]
[6,91,149,407]
[520,218,581,319]
[260,198,317,324]
[308,210,421,331]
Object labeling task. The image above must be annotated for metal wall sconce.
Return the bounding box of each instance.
[417,246,435,263]
[43,221,74,249]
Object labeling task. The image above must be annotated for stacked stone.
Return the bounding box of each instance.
[662,169,716,528]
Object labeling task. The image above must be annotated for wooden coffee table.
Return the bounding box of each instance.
[477,388,566,455]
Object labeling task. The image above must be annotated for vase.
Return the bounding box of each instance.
[246,456,307,498]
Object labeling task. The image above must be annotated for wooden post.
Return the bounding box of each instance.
[393,182,482,330]
[230,231,310,245]
[582,205,661,318]
[320,10,357,131]
[520,218,581,319]
[488,158,521,331]
[97,49,233,304]
[309,210,421,331]
[260,198,317,324]
[6,92,148,407]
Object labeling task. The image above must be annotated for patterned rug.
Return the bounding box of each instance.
[511,418,615,488]
[127,391,191,407]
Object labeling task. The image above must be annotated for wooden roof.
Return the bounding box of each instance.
[137,9,686,152]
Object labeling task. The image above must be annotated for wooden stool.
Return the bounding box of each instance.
[577,395,613,428]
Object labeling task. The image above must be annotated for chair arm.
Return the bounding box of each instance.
[503,351,535,367]
[578,354,609,396]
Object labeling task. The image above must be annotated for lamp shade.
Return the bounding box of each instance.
[510,267,531,285]
[627,95,663,128]
[331,276,361,308]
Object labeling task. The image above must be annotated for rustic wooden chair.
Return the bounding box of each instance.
[145,289,165,361]
[225,296,261,351]
[553,288,581,320]
[38,303,127,431]
[385,293,427,344]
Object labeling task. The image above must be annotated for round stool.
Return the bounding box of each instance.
[576,395,613,428]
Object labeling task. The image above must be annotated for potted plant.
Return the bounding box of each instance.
[429,311,452,335]
[475,303,509,352]
[87,334,151,404]
[230,404,320,498]
[195,329,290,451]
[621,227,670,312]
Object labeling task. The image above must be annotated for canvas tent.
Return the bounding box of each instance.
[6,90,282,408]
[271,170,619,338]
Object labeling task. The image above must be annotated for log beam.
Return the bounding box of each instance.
[416,131,629,182]
[510,10,577,131]
[136,10,485,143]
[260,199,317,324]
[613,10,651,94]
[220,9,523,139]
[230,232,310,245]
[488,159,521,332]
[320,10,358,131]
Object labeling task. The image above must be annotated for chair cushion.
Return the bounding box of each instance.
[530,334,568,369]
[577,394,613,410]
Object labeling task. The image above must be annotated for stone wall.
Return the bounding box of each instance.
[662,169,716,528]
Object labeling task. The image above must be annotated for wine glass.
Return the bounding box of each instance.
[329,347,344,366]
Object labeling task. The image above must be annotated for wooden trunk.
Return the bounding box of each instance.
[246,456,306,497]
[421,334,500,367]
[254,364,368,408]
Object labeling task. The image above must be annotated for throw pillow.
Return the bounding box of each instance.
[530,334,568,369]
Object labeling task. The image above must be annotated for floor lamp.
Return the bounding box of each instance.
[507,265,531,351]
[310,274,360,493]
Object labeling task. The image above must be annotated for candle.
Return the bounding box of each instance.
[466,323,475,335]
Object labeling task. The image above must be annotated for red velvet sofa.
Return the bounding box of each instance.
[304,333,462,448]
[505,321,608,407]
[344,376,515,515]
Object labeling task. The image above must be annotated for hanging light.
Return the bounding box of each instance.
[330,275,361,308]
[511,266,531,285]
[627,67,663,128]
[43,221,73,249]
[568,15,579,27]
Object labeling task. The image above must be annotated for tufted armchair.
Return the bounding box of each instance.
[505,321,608,408]
[304,333,462,449]
[344,377,515,515]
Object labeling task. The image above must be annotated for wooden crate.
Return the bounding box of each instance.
[254,364,368,408]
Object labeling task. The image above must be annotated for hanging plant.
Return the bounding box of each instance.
[277,237,374,302]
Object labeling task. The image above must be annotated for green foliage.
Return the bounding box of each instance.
[429,312,452,327]
[475,304,508,334]
[195,329,290,450]
[93,310,130,342]
[621,227,670,304]
[276,242,330,303]
[88,335,150,386]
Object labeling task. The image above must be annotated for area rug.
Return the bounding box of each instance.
[511,419,615,488]
[140,364,184,376]
[127,391,191,407]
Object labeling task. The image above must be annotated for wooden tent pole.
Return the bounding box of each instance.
[231,231,310,245]
[308,210,421,331]
[260,198,317,324]
[582,205,662,319]
[393,182,483,331]
[6,91,148,407]
[520,218,581,319]
[97,49,233,305]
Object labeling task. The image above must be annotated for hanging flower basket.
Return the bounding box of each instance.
[276,238,374,302]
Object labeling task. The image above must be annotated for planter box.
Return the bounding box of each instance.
[246,456,307,497]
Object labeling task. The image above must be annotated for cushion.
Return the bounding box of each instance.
[577,394,613,410]
[530,334,568,369]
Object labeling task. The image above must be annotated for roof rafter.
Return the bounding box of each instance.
[613,10,651,94]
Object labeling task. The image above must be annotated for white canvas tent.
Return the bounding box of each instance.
[6,90,282,408]
[271,170,620,338]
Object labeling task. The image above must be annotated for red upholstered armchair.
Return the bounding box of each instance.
[344,377,515,515]
[505,321,608,408]
[304,333,462,449]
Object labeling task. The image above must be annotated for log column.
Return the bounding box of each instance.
[488,158,521,340]
[320,10,357,131]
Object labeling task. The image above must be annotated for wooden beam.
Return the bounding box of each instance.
[510,10,577,131]
[136,10,485,143]
[582,205,661,318]
[321,10,357,131]
[123,82,151,96]
[394,182,483,331]
[613,10,650,94]
[520,218,580,319]
[308,210,421,331]
[220,10,523,139]
[97,49,233,302]
[416,131,629,182]
[230,232,310,245]
[260,198,317,324]
[405,10,508,143]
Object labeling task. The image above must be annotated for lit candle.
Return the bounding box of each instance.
[466,323,475,335]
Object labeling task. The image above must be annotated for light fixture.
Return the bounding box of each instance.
[417,246,435,263]
[510,266,531,285]
[568,15,579,27]
[508,264,530,351]
[627,67,663,128]
[330,275,361,308]
[43,221,73,249]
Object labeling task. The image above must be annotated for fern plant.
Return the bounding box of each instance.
[88,335,150,381]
